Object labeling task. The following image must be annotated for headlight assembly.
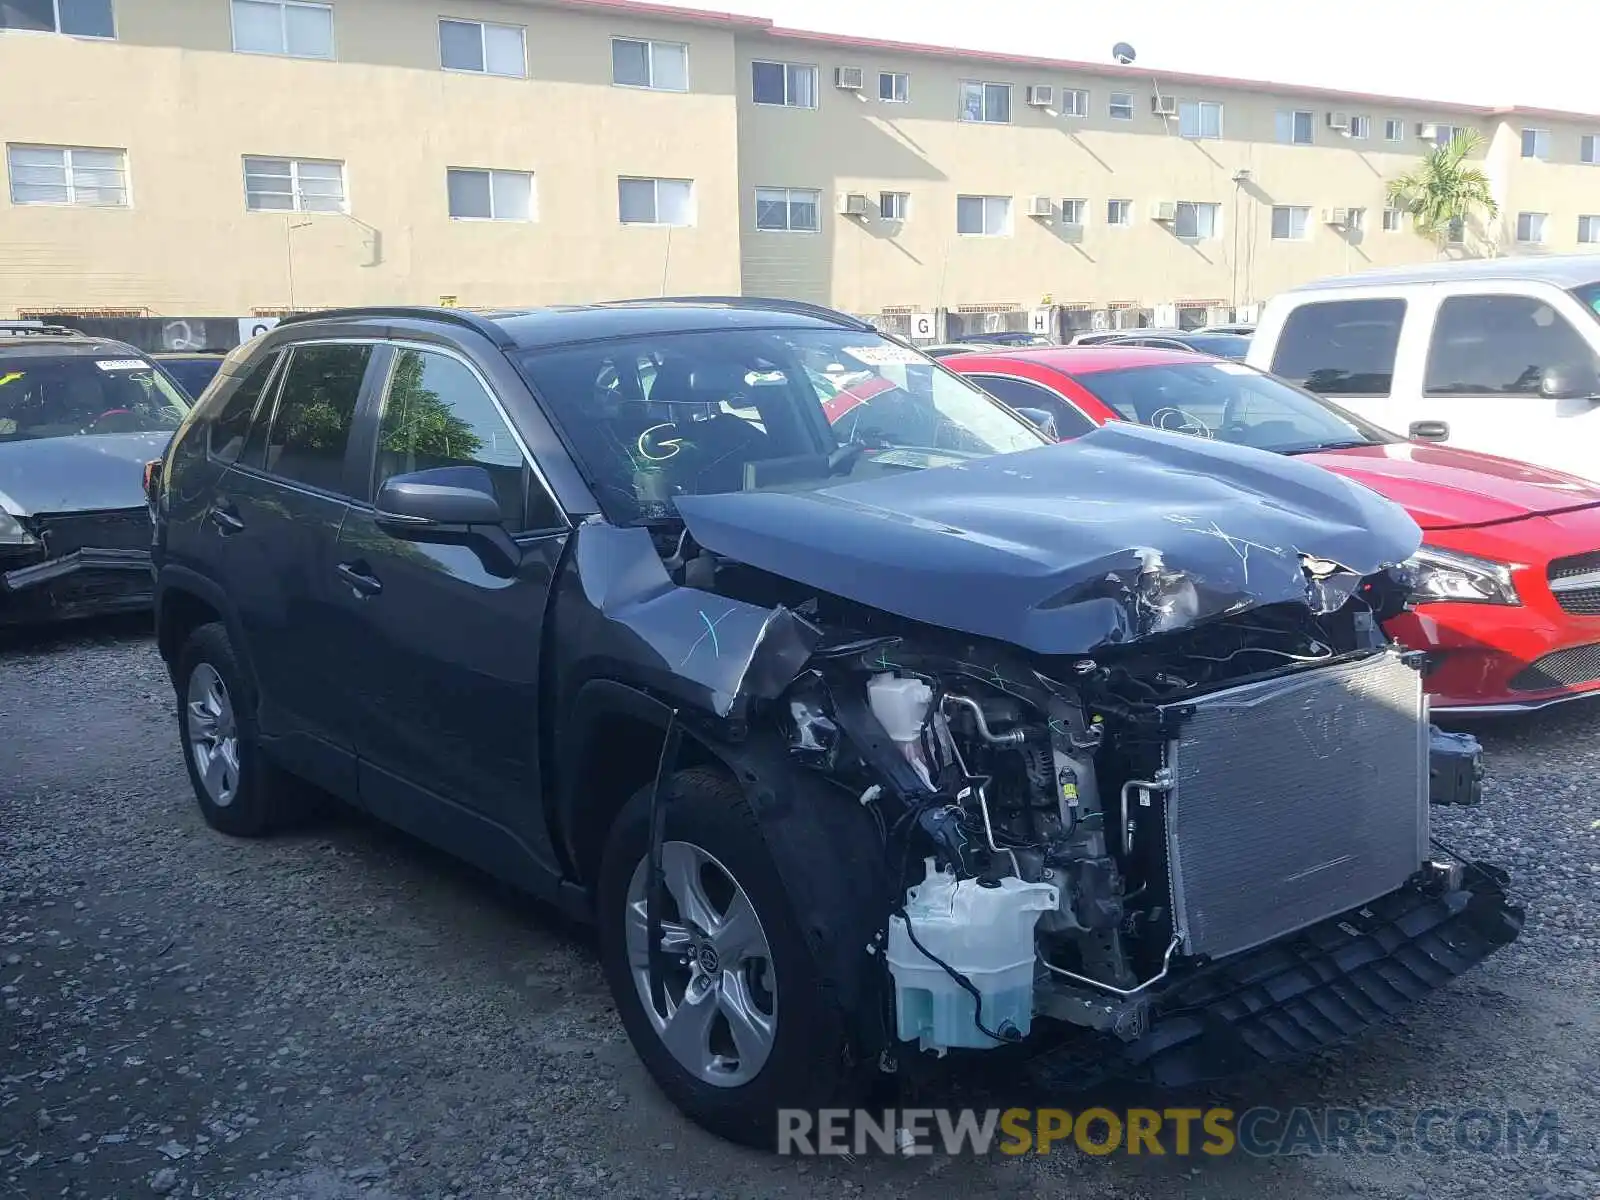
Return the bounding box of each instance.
[0,509,37,547]
[1405,546,1519,606]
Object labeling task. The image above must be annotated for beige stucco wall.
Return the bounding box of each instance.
[0,0,1596,320]
[0,0,744,314]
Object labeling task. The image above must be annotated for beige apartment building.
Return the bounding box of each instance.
[2,0,1598,341]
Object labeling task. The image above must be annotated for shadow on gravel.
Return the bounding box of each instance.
[0,610,154,656]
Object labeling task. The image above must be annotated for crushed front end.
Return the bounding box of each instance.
[0,506,153,625]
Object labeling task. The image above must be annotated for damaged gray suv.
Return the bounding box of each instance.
[147,300,1521,1149]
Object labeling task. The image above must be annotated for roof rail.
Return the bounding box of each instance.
[606,295,874,331]
[274,306,516,349]
[0,319,86,338]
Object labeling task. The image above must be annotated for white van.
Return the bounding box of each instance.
[1247,255,1600,482]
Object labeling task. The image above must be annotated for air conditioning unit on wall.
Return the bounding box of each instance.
[834,66,864,90]
[1153,201,1178,222]
[1152,94,1178,116]
[837,192,870,216]
[1026,85,1054,107]
[1028,196,1055,218]
[1323,207,1351,226]
[1326,111,1349,131]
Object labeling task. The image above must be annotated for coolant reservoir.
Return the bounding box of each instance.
[886,859,1058,1053]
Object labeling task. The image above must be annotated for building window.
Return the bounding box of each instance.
[752,60,817,108]
[1349,115,1370,139]
[1178,100,1223,140]
[879,71,908,102]
[1276,110,1314,145]
[1346,207,1367,233]
[439,18,525,77]
[618,177,693,226]
[1382,207,1404,231]
[956,194,1012,236]
[7,144,127,207]
[959,80,1012,124]
[0,0,114,37]
[243,156,345,213]
[1581,135,1598,164]
[754,186,819,231]
[1384,118,1405,141]
[1270,206,1310,240]
[1060,88,1089,118]
[611,37,688,91]
[1108,91,1133,120]
[879,190,909,220]
[1521,128,1550,159]
[1174,201,1219,239]
[447,168,534,221]
[1107,198,1132,226]
[1580,215,1600,244]
[1429,124,1467,146]
[1060,198,1087,226]
[1445,216,1465,244]
[1516,211,1547,244]
[231,0,332,59]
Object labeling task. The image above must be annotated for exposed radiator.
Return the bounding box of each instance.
[1159,651,1428,961]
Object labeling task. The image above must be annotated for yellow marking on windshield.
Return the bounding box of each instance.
[0,372,24,388]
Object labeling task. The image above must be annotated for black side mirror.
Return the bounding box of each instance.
[375,465,521,574]
[1409,419,1450,442]
[1540,363,1600,401]
[1015,407,1060,439]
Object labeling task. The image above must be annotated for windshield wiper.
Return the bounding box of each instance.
[1282,439,1378,454]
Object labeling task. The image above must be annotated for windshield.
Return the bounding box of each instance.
[1073,360,1397,454]
[0,353,191,442]
[1176,333,1251,359]
[159,356,225,400]
[515,328,1048,522]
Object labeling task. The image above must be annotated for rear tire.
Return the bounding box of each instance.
[175,622,307,838]
[597,766,869,1149]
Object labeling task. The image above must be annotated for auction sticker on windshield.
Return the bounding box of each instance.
[95,359,149,372]
[842,344,927,366]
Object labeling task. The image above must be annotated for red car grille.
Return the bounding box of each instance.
[1509,643,1600,691]
[1547,550,1600,616]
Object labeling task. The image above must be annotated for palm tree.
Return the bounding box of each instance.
[1385,130,1499,251]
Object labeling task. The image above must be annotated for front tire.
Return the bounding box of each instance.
[175,622,305,838]
[597,766,868,1148]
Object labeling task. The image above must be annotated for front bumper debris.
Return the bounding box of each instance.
[0,547,152,624]
[1027,864,1523,1091]
[1428,726,1484,807]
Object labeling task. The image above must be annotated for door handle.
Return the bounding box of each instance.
[1408,419,1450,442]
[206,504,245,533]
[336,561,383,597]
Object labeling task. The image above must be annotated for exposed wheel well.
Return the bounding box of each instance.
[567,712,721,891]
[157,589,222,677]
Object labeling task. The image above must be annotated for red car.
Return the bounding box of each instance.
[936,345,1600,715]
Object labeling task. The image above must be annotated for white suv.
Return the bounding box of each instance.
[1247,255,1600,482]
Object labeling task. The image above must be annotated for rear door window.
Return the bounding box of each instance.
[209,351,280,463]
[254,343,374,494]
[1270,298,1407,395]
[1423,294,1600,395]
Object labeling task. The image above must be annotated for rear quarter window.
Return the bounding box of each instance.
[1270,298,1407,396]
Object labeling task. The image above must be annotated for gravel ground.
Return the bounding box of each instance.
[1,618,1596,1200]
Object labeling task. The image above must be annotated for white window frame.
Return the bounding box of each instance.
[1432,124,1467,147]
[959,79,1012,124]
[1581,135,1599,165]
[6,143,129,207]
[1349,114,1370,139]
[1521,128,1550,159]
[1445,216,1466,244]
[617,176,694,226]
[1270,205,1310,240]
[878,71,909,102]
[1108,91,1133,120]
[438,18,526,78]
[1059,197,1087,226]
[1384,118,1405,141]
[610,37,688,92]
[751,60,818,109]
[753,186,820,232]
[1178,100,1223,140]
[1347,207,1367,233]
[879,190,909,220]
[447,167,535,222]
[1174,200,1219,240]
[231,0,333,60]
[1382,206,1404,232]
[1579,215,1600,244]
[0,0,116,37]
[1277,109,1314,145]
[1106,198,1133,227]
[1060,88,1089,118]
[1515,211,1547,244]
[242,155,347,214]
[956,194,1012,237]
